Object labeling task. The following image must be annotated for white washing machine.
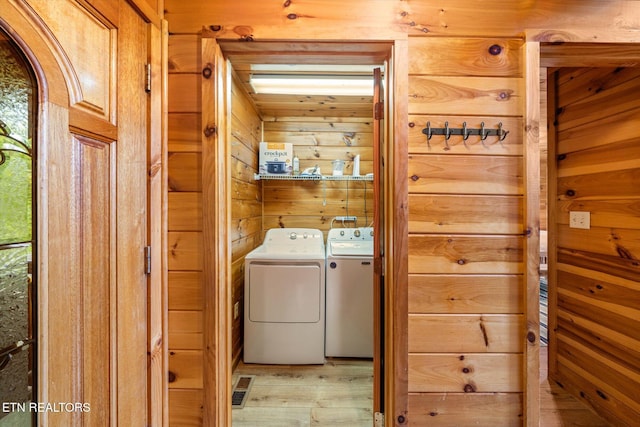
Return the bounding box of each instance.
[325,227,374,358]
[244,228,325,364]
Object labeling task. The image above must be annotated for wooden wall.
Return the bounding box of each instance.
[164,1,640,426]
[263,117,374,235]
[549,66,640,426]
[229,74,262,367]
[167,34,205,425]
[406,37,527,425]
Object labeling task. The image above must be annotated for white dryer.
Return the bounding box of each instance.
[244,228,325,364]
[325,227,374,358]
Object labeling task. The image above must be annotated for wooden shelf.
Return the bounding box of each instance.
[254,174,373,182]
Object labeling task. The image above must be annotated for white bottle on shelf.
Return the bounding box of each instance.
[292,155,300,175]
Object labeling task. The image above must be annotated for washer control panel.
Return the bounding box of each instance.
[328,227,374,242]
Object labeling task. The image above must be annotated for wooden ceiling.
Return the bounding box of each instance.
[218,40,391,120]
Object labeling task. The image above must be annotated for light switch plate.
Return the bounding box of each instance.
[569,211,590,229]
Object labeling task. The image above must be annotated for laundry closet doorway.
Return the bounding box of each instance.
[200,37,408,425]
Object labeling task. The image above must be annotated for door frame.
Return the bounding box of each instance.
[201,35,408,426]
[526,30,640,426]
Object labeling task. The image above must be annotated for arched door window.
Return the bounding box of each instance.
[0,27,37,426]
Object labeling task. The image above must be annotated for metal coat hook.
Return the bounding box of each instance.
[443,122,451,150]
[421,121,510,149]
[480,122,489,141]
[497,122,509,142]
[461,122,471,141]
[425,122,433,140]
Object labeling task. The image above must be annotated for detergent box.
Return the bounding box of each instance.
[259,142,293,175]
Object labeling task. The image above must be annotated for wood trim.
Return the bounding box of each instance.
[202,37,232,427]
[523,41,541,427]
[69,108,118,142]
[389,38,409,427]
[126,0,163,27]
[546,70,559,380]
[526,28,640,44]
[147,19,168,427]
[372,66,383,415]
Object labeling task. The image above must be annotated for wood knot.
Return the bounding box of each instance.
[488,44,502,55]
[287,13,298,19]
[527,331,536,343]
[565,189,576,197]
[410,174,419,182]
[459,355,465,360]
[462,367,471,374]
[204,125,217,137]
[464,384,476,393]
[202,66,212,79]
[168,371,176,383]
[283,0,292,6]
[208,25,222,32]
[457,259,466,265]
[408,122,415,128]
[429,412,438,417]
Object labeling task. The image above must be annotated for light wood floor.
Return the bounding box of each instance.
[539,345,611,427]
[232,358,373,426]
[232,349,611,426]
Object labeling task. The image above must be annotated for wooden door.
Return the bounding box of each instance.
[372,66,384,416]
[116,2,151,424]
[147,19,168,427]
[0,0,157,425]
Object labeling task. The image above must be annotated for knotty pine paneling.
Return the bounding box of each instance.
[168,350,203,389]
[408,155,523,195]
[408,354,523,393]
[407,36,526,425]
[168,113,201,153]
[408,38,523,77]
[409,314,524,353]
[550,66,640,425]
[168,152,202,192]
[408,76,523,117]
[169,389,203,426]
[408,275,523,314]
[408,194,523,234]
[168,271,203,311]
[408,393,523,427]
[167,34,203,424]
[229,74,263,365]
[168,192,202,231]
[262,116,375,235]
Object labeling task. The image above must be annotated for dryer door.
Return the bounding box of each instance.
[248,263,322,323]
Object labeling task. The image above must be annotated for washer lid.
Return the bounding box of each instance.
[329,241,374,256]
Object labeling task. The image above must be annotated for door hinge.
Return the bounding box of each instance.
[144,246,152,275]
[145,63,151,93]
[374,101,384,120]
[374,412,384,427]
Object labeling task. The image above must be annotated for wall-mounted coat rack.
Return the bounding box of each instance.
[422,121,509,150]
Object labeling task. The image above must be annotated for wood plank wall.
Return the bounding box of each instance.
[229,74,263,367]
[263,117,374,234]
[406,37,527,425]
[550,66,640,426]
[167,34,205,425]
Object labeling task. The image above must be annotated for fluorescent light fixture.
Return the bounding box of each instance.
[250,74,373,96]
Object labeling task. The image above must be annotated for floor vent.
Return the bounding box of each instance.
[231,375,255,409]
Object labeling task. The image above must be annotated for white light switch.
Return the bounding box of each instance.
[569,211,590,229]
